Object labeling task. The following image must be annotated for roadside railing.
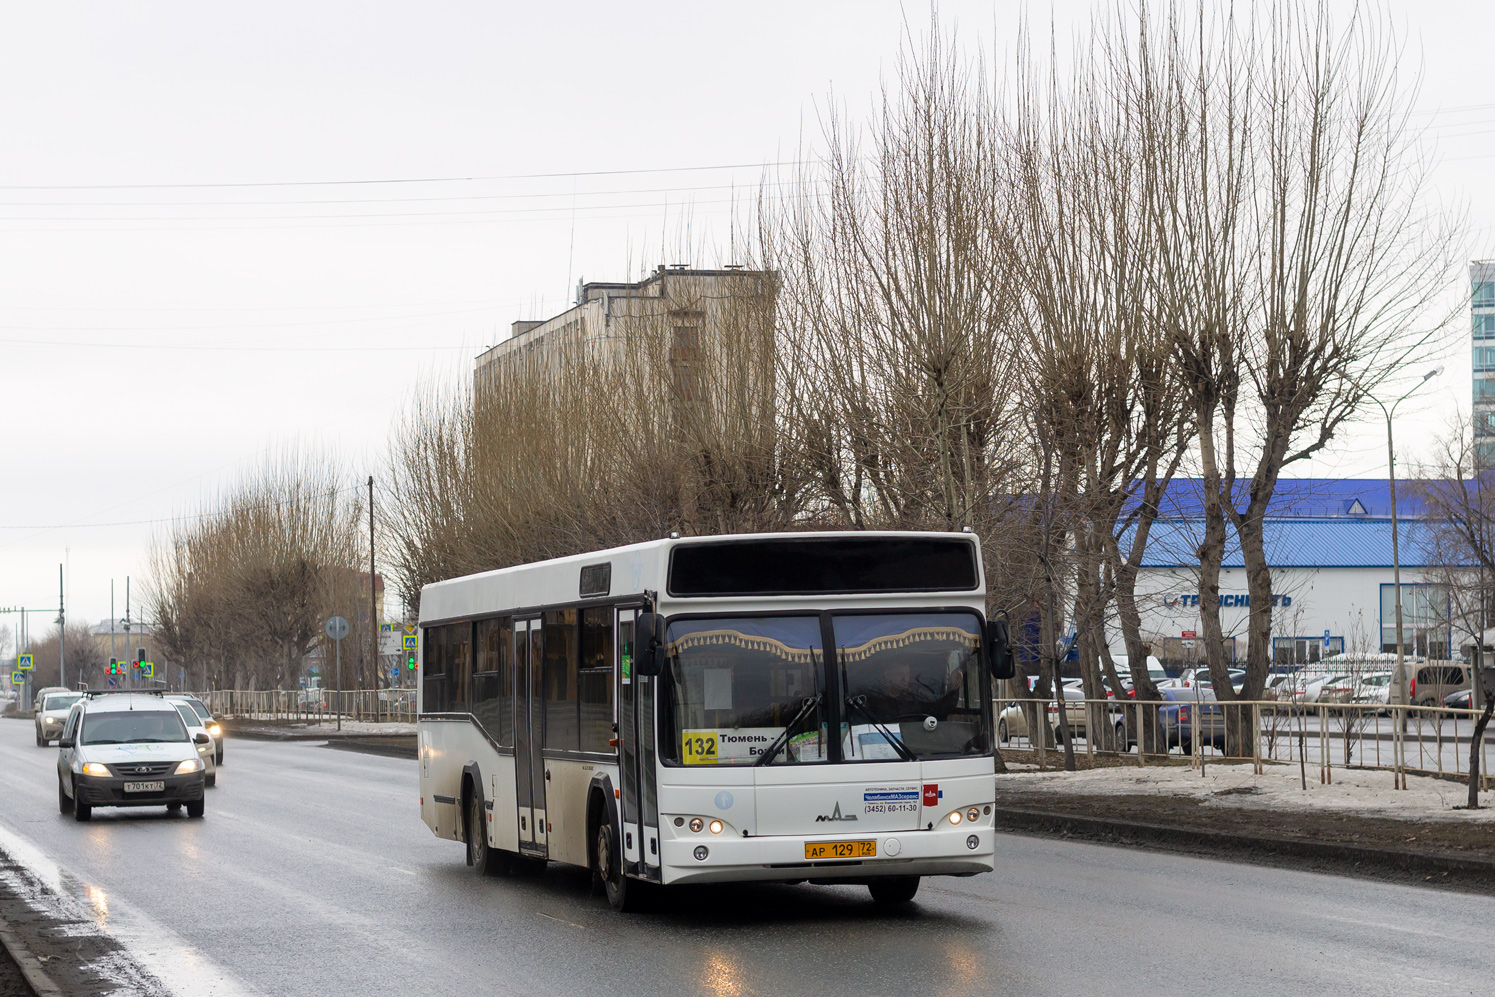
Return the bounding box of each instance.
[196,688,416,724]
[998,695,1491,791]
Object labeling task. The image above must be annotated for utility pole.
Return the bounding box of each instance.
[111,581,117,681]
[58,564,65,689]
[369,474,377,691]
[125,577,132,691]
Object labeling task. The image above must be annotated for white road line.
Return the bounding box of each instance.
[0,822,257,997]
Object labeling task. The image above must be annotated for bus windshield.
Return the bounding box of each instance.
[663,616,826,766]
[833,612,986,760]
[661,611,989,766]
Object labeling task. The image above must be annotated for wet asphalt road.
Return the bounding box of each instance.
[0,718,1490,997]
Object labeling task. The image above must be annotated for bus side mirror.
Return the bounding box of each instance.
[987,619,1015,680]
[636,613,665,676]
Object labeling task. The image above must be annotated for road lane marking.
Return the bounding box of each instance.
[0,822,257,997]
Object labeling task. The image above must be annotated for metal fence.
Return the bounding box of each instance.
[998,696,1491,790]
[197,688,416,724]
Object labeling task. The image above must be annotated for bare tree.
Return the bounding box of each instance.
[1123,2,1462,753]
[1412,417,1495,807]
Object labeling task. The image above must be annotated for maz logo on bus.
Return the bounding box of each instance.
[815,802,859,822]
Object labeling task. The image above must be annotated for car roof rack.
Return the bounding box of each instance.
[82,688,166,698]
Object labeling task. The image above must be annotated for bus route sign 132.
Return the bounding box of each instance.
[681,731,718,765]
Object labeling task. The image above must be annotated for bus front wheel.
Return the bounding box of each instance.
[595,819,638,912]
[868,876,920,905]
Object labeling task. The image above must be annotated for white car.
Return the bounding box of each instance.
[35,691,82,746]
[166,697,219,787]
[1352,671,1393,710]
[56,691,209,820]
[1111,654,1169,692]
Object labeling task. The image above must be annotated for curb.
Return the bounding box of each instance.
[990,804,1495,883]
[0,918,64,997]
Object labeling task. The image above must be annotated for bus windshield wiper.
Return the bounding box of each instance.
[844,696,917,762]
[756,694,822,766]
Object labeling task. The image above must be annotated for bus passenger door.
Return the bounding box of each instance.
[514,618,548,857]
[618,607,661,880]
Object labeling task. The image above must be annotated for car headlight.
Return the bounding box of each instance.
[82,763,112,778]
[208,724,222,737]
[175,759,204,774]
[43,716,61,725]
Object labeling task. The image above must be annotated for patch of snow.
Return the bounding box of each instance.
[999,760,1495,822]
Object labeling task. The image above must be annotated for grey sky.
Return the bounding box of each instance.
[2,1,1492,626]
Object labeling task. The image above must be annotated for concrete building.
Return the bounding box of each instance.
[473,265,772,391]
[1117,479,1451,667]
[1474,260,1495,466]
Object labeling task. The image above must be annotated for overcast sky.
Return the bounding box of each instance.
[2,1,1493,627]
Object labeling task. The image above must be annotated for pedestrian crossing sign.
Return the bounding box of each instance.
[141,661,154,678]
[402,634,418,650]
[17,653,32,670]
[10,670,22,685]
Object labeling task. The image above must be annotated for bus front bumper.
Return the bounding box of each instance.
[656,821,995,886]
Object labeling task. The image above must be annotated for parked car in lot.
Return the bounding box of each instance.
[1352,671,1394,710]
[34,691,82,746]
[998,686,1088,744]
[1110,654,1169,694]
[56,691,209,821]
[1443,689,1475,710]
[1157,686,1225,752]
[1413,664,1470,708]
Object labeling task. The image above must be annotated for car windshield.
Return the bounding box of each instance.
[43,694,81,711]
[81,711,188,745]
[1361,674,1391,687]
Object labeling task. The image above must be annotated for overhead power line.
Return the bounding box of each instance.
[0,160,797,192]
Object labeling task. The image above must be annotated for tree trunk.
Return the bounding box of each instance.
[1469,695,1494,810]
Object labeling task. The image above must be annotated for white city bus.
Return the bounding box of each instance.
[416,531,1013,910]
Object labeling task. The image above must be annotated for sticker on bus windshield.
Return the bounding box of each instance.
[683,728,781,764]
[682,731,719,764]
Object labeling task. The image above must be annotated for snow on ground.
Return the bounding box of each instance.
[999,760,1495,822]
[259,719,415,736]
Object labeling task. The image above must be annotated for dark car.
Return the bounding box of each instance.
[1443,689,1475,710]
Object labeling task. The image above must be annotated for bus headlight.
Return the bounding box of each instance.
[966,808,980,822]
[947,811,963,825]
[693,846,709,861]
[689,817,704,833]
[709,820,723,834]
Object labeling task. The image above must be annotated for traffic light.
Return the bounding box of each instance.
[406,650,417,670]
[109,658,118,675]
[137,648,146,670]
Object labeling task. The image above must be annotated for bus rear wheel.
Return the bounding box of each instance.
[467,794,509,876]
[868,876,920,905]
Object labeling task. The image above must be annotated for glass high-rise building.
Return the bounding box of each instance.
[1475,261,1495,466]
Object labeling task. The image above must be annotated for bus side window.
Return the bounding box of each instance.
[423,626,448,713]
[473,618,511,745]
[544,609,580,751]
[447,622,473,713]
[579,607,615,753]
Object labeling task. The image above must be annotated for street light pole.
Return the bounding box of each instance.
[1368,364,1443,789]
